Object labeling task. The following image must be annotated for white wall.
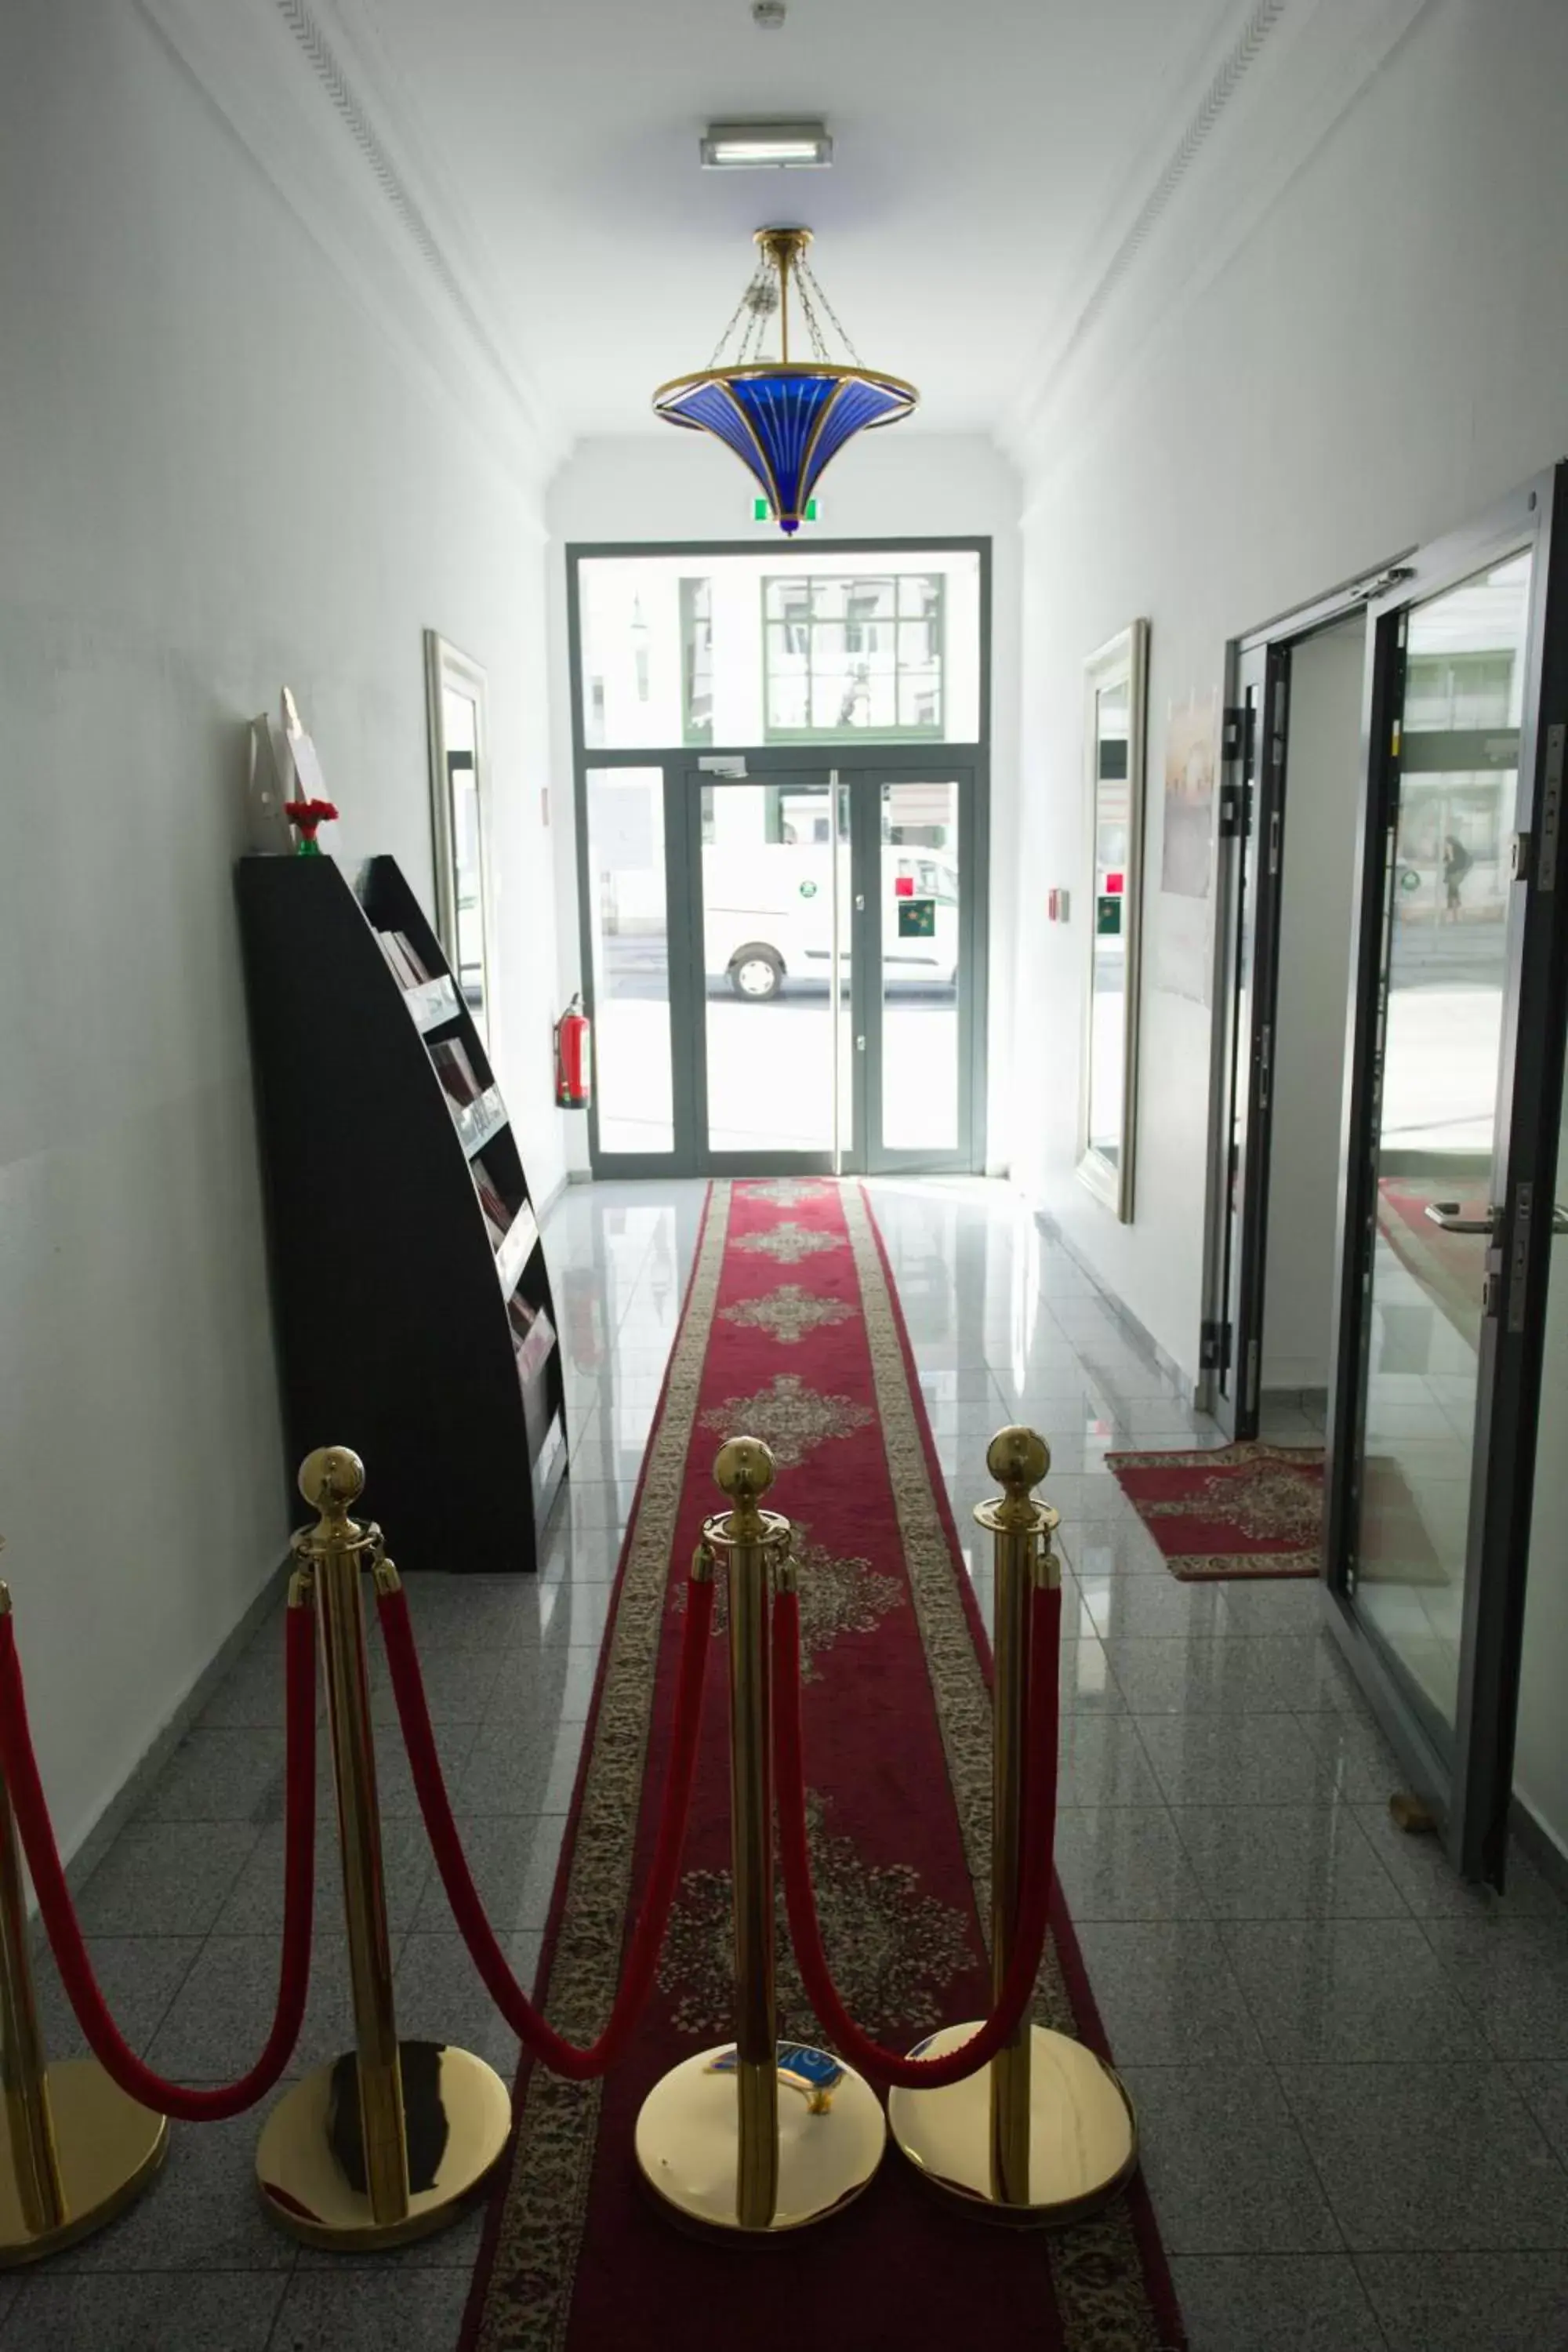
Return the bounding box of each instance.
[546,430,1022,1174]
[1010,0,1568,1379]
[0,0,560,1859]
[1261,615,1366,1393]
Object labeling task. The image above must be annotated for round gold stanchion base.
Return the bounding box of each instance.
[256,2041,510,2251]
[0,2060,168,2267]
[887,2024,1137,2226]
[635,2045,886,2235]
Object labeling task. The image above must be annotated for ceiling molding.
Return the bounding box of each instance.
[135,0,563,506]
[1058,0,1290,365]
[1000,0,1433,492]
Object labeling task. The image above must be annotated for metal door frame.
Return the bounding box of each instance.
[679,762,858,1178]
[1321,464,1568,1882]
[567,536,992,1181]
[1201,560,1414,1434]
[855,754,985,1176]
[681,755,984,1178]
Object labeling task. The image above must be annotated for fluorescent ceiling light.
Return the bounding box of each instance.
[701,121,833,169]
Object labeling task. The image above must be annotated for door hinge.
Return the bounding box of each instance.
[1269,679,1288,770]
[1511,831,1533,884]
[1200,1319,1232,1373]
[1507,1181,1534,1334]
[1221,705,1251,768]
[1258,1022,1272,1112]
[1268,805,1282,877]
[1541,724,1563,893]
[1218,780,1252,839]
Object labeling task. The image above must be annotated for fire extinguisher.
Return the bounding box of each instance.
[554,993,591,1109]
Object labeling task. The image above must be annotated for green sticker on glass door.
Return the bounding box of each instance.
[898,897,936,938]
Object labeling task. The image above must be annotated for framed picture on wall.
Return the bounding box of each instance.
[1077,620,1149,1222]
[424,632,494,1048]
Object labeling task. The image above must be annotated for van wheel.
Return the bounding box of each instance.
[729,946,784,1001]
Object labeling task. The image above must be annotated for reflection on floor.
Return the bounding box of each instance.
[1355,1230,1478,1731]
[5,1179,1566,2352]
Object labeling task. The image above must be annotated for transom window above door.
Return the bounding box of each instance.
[576,545,980,753]
[760,573,944,742]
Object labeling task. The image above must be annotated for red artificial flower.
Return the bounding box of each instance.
[284,797,339,826]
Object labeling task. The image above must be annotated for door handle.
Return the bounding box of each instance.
[1425,1202,1498,1236]
[855,1035,866,1053]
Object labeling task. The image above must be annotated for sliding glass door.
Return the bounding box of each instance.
[1325,465,1568,1882]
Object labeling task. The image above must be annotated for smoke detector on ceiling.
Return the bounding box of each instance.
[753,1,787,27]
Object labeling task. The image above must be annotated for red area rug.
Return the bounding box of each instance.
[463,1178,1184,2351]
[1105,1441,1324,1581]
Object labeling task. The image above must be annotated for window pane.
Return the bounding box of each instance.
[584,768,673,1154]
[700,782,845,1154]
[1351,548,1530,1737]
[681,577,713,744]
[898,673,938,728]
[880,781,960,1151]
[579,550,977,747]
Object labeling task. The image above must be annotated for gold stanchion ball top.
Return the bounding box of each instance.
[298,1446,366,1512]
[986,1425,1051,1496]
[713,1436,777,1504]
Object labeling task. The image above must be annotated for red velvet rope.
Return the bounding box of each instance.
[774,1577,1062,2089]
[376,1572,713,2081]
[0,1600,317,2122]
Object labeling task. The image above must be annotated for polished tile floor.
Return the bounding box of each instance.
[5,1178,1566,2351]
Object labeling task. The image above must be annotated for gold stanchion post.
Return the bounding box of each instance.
[0,1578,169,2265]
[887,1428,1138,2223]
[256,1449,511,2249]
[634,1438,885,2234]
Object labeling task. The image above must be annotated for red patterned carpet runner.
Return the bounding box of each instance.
[1105,1442,1325,1581]
[463,1180,1184,2352]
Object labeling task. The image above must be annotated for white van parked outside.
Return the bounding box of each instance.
[702,843,958,1000]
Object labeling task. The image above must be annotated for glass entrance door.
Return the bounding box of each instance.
[693,775,854,1163]
[1326,466,1568,1882]
[874,777,967,1160]
[682,763,978,1174]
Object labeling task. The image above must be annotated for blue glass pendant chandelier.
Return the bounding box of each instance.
[653,227,917,533]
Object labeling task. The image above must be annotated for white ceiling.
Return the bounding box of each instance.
[363,0,1243,446]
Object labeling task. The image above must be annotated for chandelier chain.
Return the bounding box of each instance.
[743,270,771,363]
[797,256,863,367]
[792,272,833,362]
[707,267,761,370]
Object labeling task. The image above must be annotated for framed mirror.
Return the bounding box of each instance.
[1077,620,1149,1221]
[424,632,492,1047]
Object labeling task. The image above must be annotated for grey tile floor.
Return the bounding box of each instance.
[6,1177,1566,2351]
